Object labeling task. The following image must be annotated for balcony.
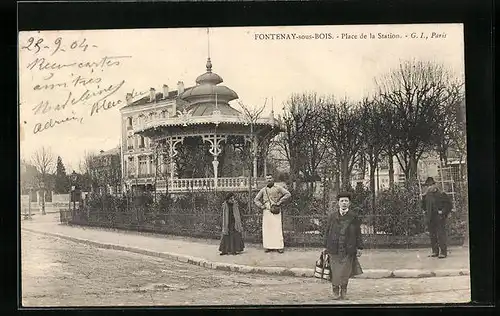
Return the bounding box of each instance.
[127,177,262,192]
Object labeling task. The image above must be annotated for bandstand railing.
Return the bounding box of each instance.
[154,177,260,192]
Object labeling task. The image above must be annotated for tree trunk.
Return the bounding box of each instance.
[388,152,395,189]
[369,162,376,200]
[369,161,377,231]
[340,155,350,190]
[41,190,46,215]
[408,154,418,182]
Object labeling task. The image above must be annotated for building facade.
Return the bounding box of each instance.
[350,151,467,194]
[90,147,121,195]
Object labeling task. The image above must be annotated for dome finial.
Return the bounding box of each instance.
[206,28,212,72]
[206,57,212,72]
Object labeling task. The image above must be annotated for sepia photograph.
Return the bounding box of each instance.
[19,24,469,306]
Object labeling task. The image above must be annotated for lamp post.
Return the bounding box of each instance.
[70,171,78,216]
[40,182,46,215]
[24,186,33,220]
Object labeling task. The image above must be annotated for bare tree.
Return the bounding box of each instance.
[359,98,387,206]
[275,92,327,193]
[433,81,466,166]
[375,59,457,183]
[236,99,268,211]
[320,96,364,190]
[236,99,268,174]
[79,150,98,191]
[31,146,55,215]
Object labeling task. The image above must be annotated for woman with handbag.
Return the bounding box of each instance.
[219,193,245,255]
[324,192,364,300]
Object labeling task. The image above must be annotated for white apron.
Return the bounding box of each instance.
[262,208,284,249]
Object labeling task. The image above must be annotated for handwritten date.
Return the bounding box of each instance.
[21,36,98,55]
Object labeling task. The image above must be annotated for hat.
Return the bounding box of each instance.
[424,177,436,186]
[337,191,352,200]
[225,192,235,201]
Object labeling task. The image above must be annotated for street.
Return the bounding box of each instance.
[21,230,470,306]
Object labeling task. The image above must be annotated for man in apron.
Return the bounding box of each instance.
[254,175,291,253]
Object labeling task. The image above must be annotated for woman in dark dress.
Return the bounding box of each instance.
[219,193,245,255]
[324,192,363,300]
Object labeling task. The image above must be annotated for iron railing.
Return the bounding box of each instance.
[60,206,466,248]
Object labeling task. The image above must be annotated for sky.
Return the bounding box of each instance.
[18,24,464,172]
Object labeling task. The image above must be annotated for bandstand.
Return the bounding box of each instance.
[121,57,281,193]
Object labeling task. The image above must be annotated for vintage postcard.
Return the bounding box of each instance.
[19,24,469,306]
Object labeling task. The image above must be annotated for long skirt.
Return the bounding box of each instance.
[329,254,363,286]
[262,209,284,249]
[219,230,245,254]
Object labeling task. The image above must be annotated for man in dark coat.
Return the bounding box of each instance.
[421,177,453,258]
[324,192,363,300]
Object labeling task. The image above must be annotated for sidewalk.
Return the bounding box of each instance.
[21,216,470,279]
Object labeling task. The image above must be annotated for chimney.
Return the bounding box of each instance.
[149,88,156,102]
[177,81,184,95]
[162,84,169,99]
[126,93,133,105]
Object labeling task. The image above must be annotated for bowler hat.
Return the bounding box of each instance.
[424,177,436,185]
[337,191,352,200]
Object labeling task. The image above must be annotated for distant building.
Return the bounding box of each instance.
[350,150,467,194]
[90,147,121,195]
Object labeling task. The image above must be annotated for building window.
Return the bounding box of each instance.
[127,136,134,150]
[139,157,148,175]
[138,114,145,126]
[139,136,145,148]
[127,117,133,130]
[128,157,135,176]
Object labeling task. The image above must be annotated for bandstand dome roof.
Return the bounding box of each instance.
[181,84,238,102]
[180,58,239,103]
[195,57,223,85]
[188,102,241,117]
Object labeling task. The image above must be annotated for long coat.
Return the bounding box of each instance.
[324,208,364,256]
[222,201,243,235]
[421,186,452,224]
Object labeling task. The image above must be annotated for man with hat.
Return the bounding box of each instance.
[421,177,452,259]
[254,174,291,253]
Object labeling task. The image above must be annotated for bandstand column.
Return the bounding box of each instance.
[146,155,151,175]
[135,155,139,176]
[160,153,165,173]
[203,134,227,189]
[168,136,185,182]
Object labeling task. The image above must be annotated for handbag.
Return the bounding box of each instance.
[265,188,281,215]
[313,250,331,281]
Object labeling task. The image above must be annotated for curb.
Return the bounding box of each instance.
[22,228,469,279]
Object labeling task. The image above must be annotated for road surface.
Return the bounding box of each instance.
[21,230,470,306]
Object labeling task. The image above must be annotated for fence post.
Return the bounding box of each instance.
[406,216,410,249]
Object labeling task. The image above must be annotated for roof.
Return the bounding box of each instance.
[121,89,190,109]
[195,57,223,85]
[188,103,241,117]
[98,147,121,156]
[196,72,223,85]
[180,84,238,102]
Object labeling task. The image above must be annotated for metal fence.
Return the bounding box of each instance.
[60,205,465,249]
